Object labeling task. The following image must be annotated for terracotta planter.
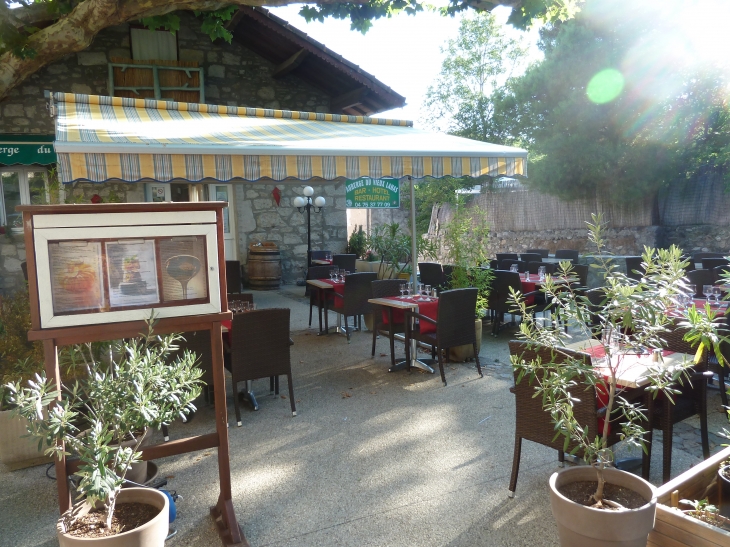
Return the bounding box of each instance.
[0,408,51,470]
[648,446,730,546]
[57,487,168,547]
[549,466,657,547]
[448,319,482,362]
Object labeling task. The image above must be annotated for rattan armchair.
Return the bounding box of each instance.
[519,253,542,264]
[405,288,483,386]
[487,270,538,335]
[370,279,406,368]
[624,256,644,282]
[418,262,446,292]
[330,272,378,342]
[507,341,624,496]
[496,253,519,262]
[228,308,296,426]
[333,254,357,272]
[526,248,549,258]
[555,249,579,262]
[702,257,729,271]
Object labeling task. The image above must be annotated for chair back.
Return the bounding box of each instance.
[526,249,549,258]
[686,269,714,297]
[496,253,519,262]
[583,287,605,332]
[488,270,522,311]
[527,261,556,275]
[343,272,377,316]
[370,279,402,321]
[310,250,331,261]
[488,259,499,270]
[571,264,588,288]
[418,262,445,288]
[555,249,579,262]
[499,259,526,273]
[711,264,730,284]
[624,256,643,281]
[701,257,729,271]
[508,341,602,452]
[230,308,291,383]
[436,288,478,348]
[307,265,334,282]
[520,253,542,264]
[333,254,357,272]
[692,252,725,263]
[226,260,242,293]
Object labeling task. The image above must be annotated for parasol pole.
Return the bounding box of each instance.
[409,175,417,288]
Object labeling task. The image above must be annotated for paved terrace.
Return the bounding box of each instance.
[1,286,728,547]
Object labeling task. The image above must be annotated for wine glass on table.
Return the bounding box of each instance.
[712,286,722,305]
[400,283,406,298]
[703,285,713,304]
[510,264,518,274]
[424,285,431,299]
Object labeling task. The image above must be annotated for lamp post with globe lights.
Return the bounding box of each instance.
[293,186,325,267]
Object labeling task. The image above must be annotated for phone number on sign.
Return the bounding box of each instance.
[353,202,397,208]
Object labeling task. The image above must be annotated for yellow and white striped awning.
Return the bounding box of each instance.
[53,93,527,183]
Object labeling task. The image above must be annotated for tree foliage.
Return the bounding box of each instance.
[0,0,579,100]
[423,12,530,145]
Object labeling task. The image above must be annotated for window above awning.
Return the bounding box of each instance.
[0,134,56,166]
[52,93,527,183]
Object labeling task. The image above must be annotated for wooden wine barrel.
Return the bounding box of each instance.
[247,242,281,289]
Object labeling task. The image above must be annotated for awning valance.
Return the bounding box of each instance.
[52,93,527,183]
[0,134,56,165]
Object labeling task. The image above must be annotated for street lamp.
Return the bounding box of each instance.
[293,186,325,267]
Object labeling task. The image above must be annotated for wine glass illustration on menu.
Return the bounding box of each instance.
[165,255,202,300]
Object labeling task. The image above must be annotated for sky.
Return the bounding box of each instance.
[269,5,540,126]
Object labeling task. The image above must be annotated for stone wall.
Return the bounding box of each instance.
[658,225,730,255]
[0,233,26,294]
[0,12,332,135]
[235,182,348,284]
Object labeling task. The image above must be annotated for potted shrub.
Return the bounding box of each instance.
[510,215,727,547]
[440,206,493,361]
[347,225,368,259]
[367,222,436,280]
[5,317,203,546]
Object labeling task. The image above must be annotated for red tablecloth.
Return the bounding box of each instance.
[517,274,537,305]
[380,296,438,334]
[668,299,728,318]
[320,278,345,307]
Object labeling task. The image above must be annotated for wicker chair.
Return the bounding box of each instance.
[226,260,242,293]
[499,259,527,273]
[507,341,624,496]
[527,261,556,275]
[306,265,335,327]
[405,288,483,386]
[692,252,725,264]
[496,253,519,262]
[487,270,538,335]
[526,249,549,258]
[649,320,712,482]
[702,257,729,271]
[333,254,357,272]
[686,269,714,297]
[624,256,644,282]
[711,264,730,284]
[519,253,542,264]
[555,249,579,262]
[370,279,406,368]
[330,272,377,342]
[227,308,296,426]
[418,262,446,291]
[310,250,330,262]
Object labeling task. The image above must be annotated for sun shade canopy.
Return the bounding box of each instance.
[52,93,527,183]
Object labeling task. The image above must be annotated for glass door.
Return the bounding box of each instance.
[208,183,236,260]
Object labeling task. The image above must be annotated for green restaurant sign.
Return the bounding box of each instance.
[0,134,56,165]
[345,176,400,209]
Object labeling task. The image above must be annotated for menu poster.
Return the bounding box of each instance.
[105,239,160,308]
[158,236,208,302]
[48,241,105,314]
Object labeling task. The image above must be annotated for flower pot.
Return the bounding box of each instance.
[549,466,657,547]
[448,319,482,362]
[363,313,374,332]
[57,487,168,547]
[0,408,52,470]
[76,429,148,485]
[720,464,730,519]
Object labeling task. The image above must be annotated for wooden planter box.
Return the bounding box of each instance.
[648,446,730,546]
[0,409,51,470]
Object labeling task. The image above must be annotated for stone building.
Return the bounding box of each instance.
[0,7,406,293]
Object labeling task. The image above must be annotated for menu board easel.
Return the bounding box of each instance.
[18,202,247,547]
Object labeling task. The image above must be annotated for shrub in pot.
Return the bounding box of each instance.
[6,316,203,545]
[510,215,727,547]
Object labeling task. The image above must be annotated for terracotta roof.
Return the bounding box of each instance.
[230,7,406,117]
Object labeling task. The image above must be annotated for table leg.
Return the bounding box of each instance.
[389,308,435,374]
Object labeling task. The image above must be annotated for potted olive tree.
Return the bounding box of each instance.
[367,222,436,280]
[6,316,203,546]
[510,215,727,547]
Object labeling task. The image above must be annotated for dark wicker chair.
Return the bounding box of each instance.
[686,269,714,297]
[488,259,499,270]
[418,262,446,291]
[507,341,624,496]
[702,257,729,271]
[370,279,406,368]
[405,288,483,386]
[624,256,644,282]
[520,253,542,264]
[692,252,725,265]
[571,264,588,289]
[499,259,527,273]
[711,264,730,284]
[555,249,579,262]
[228,308,296,426]
[527,261,556,275]
[306,265,335,327]
[226,260,242,293]
[496,253,519,262]
[487,270,538,335]
[330,272,377,342]
[526,249,549,258]
[310,250,330,262]
[333,254,357,272]
[649,320,712,482]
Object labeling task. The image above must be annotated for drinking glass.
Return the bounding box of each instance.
[424,285,431,298]
[538,266,546,281]
[510,264,518,273]
[333,266,340,277]
[525,271,531,281]
[326,252,332,261]
[400,283,406,298]
[251,303,257,310]
[703,284,713,303]
[712,286,722,305]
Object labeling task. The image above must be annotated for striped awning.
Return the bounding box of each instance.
[52,93,527,183]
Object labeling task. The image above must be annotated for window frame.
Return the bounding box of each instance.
[0,166,59,228]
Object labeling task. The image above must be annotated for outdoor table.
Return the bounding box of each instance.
[306,278,335,335]
[368,295,439,373]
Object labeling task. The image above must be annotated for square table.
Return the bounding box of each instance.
[368,295,439,373]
